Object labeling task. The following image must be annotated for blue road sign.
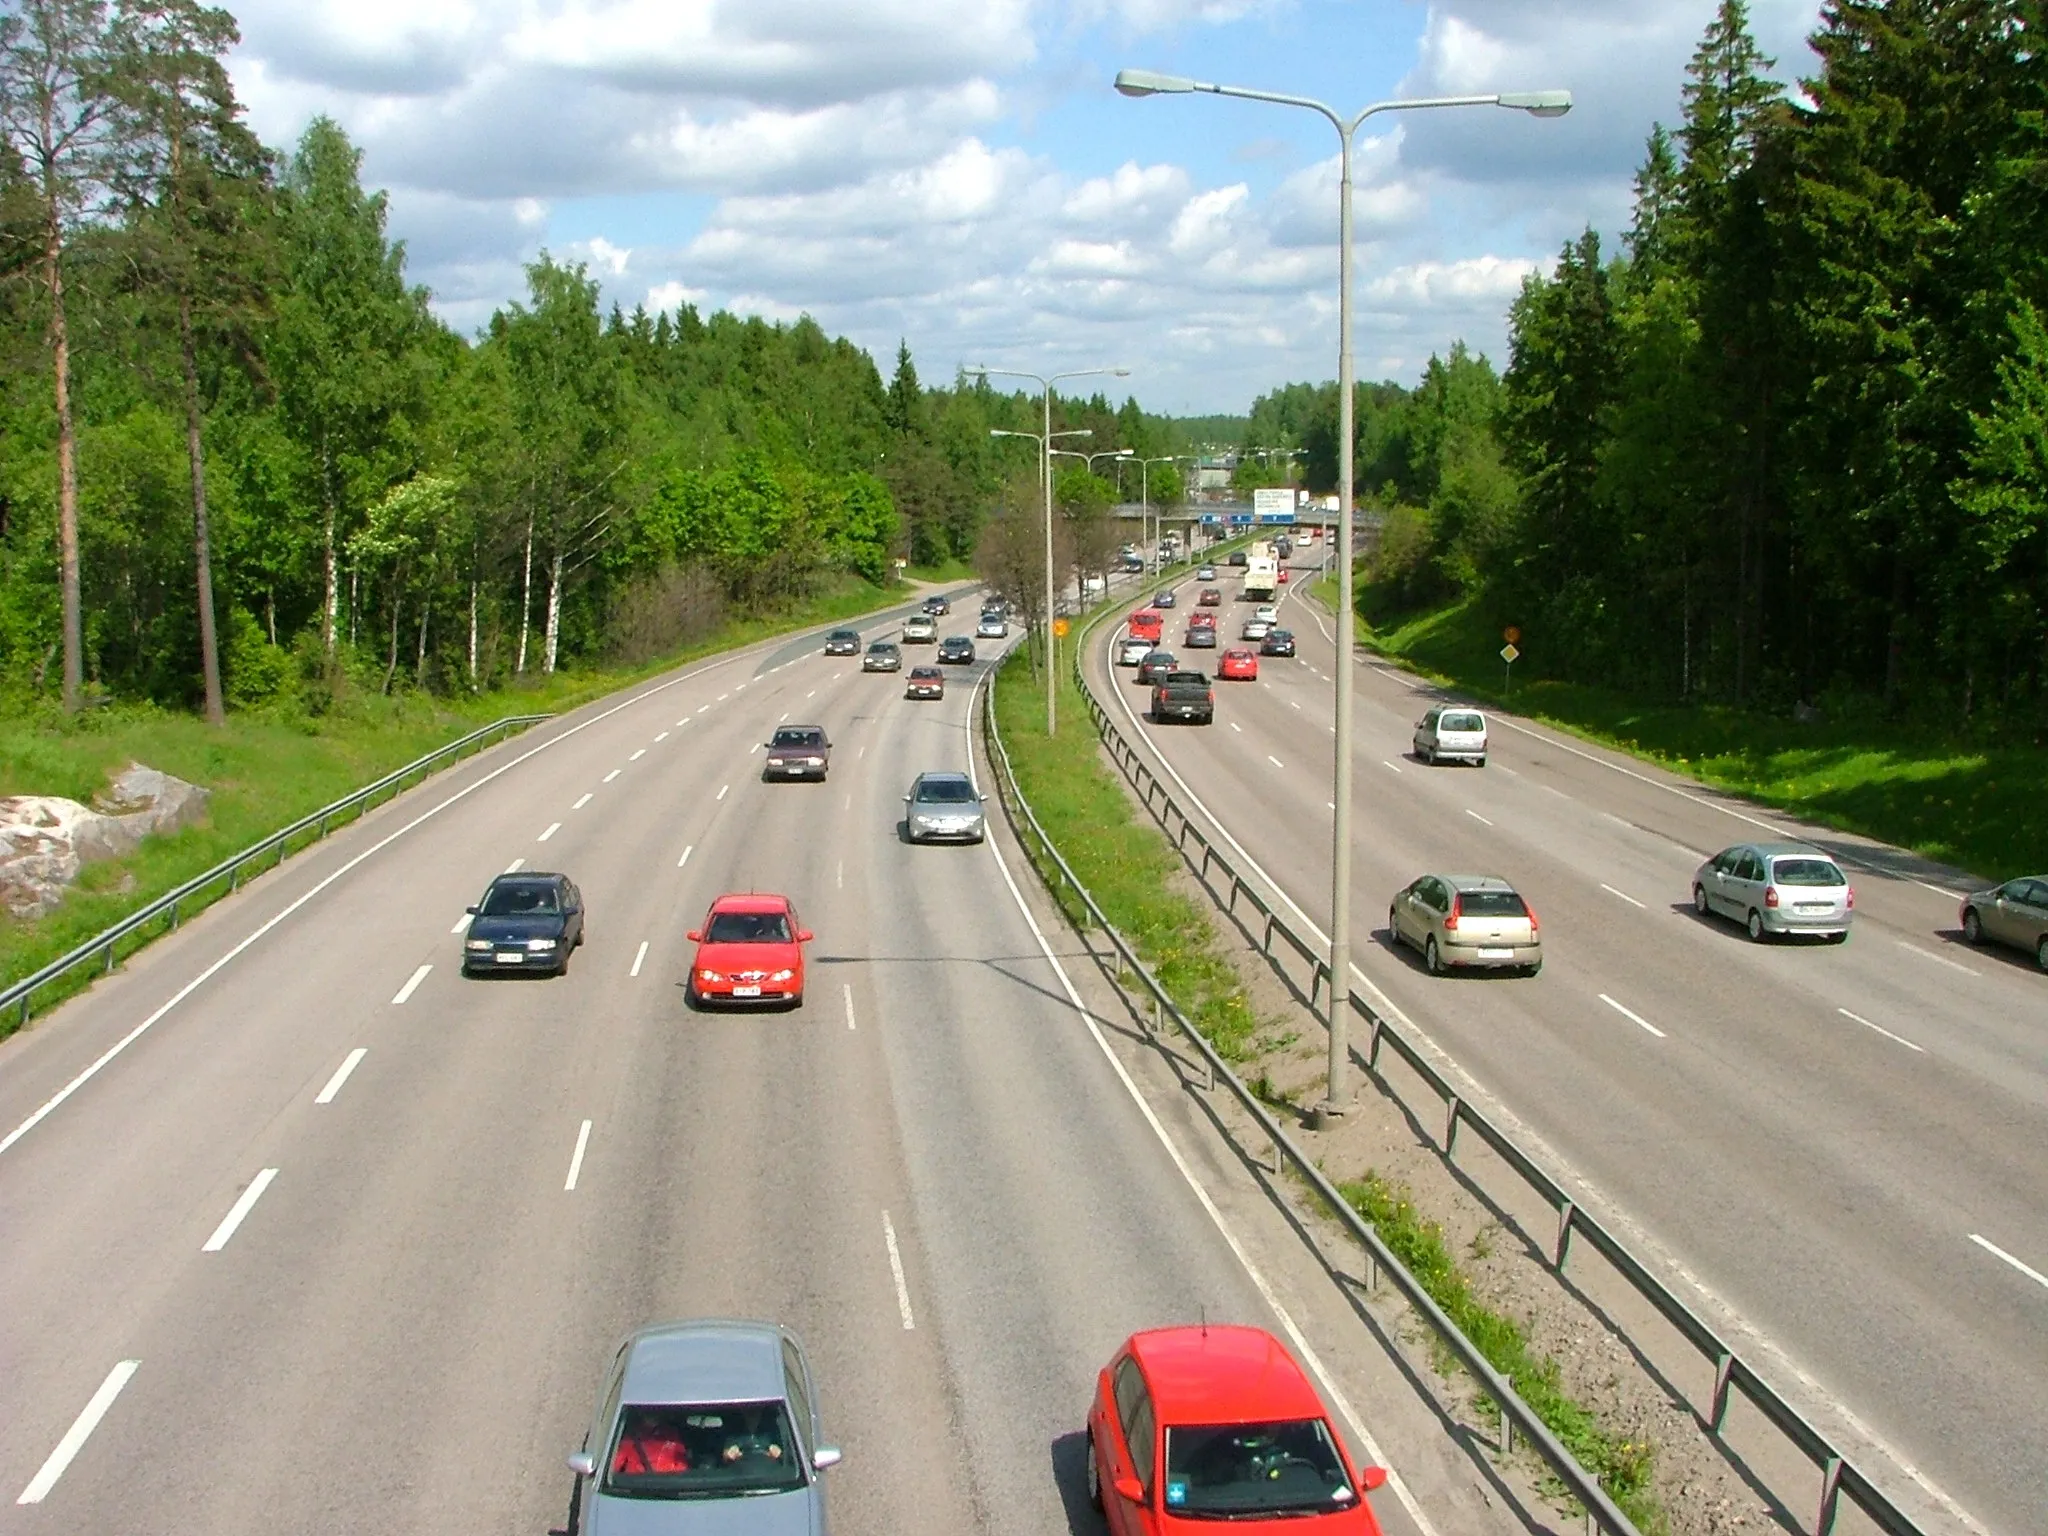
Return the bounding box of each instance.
[1256,511,1297,524]
[1226,513,1254,527]
[1199,513,1221,525]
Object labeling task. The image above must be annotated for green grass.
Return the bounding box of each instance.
[1337,1171,1665,1534]
[904,556,978,584]
[0,575,912,1030]
[1313,587,2040,883]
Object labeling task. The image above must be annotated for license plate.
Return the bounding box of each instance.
[786,765,806,774]
[732,985,762,997]
[495,952,523,964]
[1478,947,1513,960]
[1796,903,1832,913]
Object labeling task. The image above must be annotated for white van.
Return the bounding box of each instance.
[1413,706,1488,766]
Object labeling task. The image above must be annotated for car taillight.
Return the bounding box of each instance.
[1444,895,1462,932]
[1764,887,1780,908]
[1846,887,1855,909]
[1526,905,1539,933]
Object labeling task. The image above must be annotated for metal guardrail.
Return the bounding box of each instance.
[1065,613,1928,1536]
[2,714,552,1031]
[980,664,1642,1536]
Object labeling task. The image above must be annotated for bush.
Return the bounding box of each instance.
[222,606,292,708]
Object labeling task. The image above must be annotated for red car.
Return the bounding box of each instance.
[1198,588,1223,606]
[1087,1324,1388,1534]
[1129,609,1166,644]
[1278,568,1292,583]
[1218,648,1260,681]
[1187,611,1216,629]
[684,894,812,1009]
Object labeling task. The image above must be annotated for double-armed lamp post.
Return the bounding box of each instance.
[1114,67,1570,1125]
[973,365,1130,736]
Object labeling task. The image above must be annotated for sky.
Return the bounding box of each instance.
[222,1,1828,417]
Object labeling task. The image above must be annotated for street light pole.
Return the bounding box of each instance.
[971,365,1130,736]
[1114,67,1569,1125]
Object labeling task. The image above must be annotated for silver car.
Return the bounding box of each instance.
[1958,876,2048,970]
[977,613,1008,639]
[1389,874,1541,975]
[1693,842,1852,942]
[904,770,987,843]
[568,1319,841,1536]
[862,640,901,672]
[1413,706,1487,766]
[902,613,938,643]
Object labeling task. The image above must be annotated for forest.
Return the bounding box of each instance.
[1246,0,2048,734]
[0,0,1191,724]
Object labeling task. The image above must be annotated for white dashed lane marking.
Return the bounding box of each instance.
[677,845,693,868]
[882,1210,915,1329]
[1600,993,1666,1039]
[1897,939,1978,977]
[716,785,729,802]
[1839,1007,1924,1053]
[392,965,432,1005]
[202,1167,279,1252]
[573,793,593,809]
[315,1049,367,1104]
[1380,760,1402,775]
[630,942,648,979]
[1465,810,1493,827]
[538,822,560,842]
[1971,1233,2048,1291]
[1601,883,1646,909]
[564,1120,593,1191]
[15,1360,140,1505]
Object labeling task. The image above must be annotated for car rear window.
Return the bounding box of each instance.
[605,1401,803,1497]
[771,729,822,747]
[1440,712,1485,733]
[1771,857,1845,887]
[706,911,792,943]
[482,882,558,916]
[1459,890,1527,917]
[916,779,977,804]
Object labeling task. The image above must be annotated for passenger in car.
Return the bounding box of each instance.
[613,1410,692,1475]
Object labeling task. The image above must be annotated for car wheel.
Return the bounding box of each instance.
[685,984,703,1011]
[1085,1431,1103,1511]
[1826,930,1849,945]
[1424,936,1445,976]
[1746,909,1767,943]
[2038,935,2048,972]
[1424,745,1437,766]
[1523,961,1543,977]
[1388,908,1402,949]
[557,946,572,975]
[1476,756,1487,768]
[1963,908,1983,944]
[787,992,804,1011]
[1693,884,1710,917]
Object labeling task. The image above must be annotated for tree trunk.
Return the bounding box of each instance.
[266,589,277,645]
[382,575,401,694]
[467,574,479,688]
[543,544,564,675]
[179,288,225,724]
[42,178,82,712]
[415,590,431,688]
[348,563,358,647]
[321,438,339,656]
[516,510,534,676]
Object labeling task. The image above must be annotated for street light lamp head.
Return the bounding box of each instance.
[1115,68,1195,97]
[1111,367,1131,377]
[1497,89,1572,118]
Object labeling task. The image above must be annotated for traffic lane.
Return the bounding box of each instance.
[1095,619,2048,1531]
[4,649,964,1536]
[0,651,823,1512]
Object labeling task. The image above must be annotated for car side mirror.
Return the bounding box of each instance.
[903,794,912,802]
[465,905,479,915]
[1113,1474,1145,1504]
[1360,1465,1388,1492]
[686,930,702,943]
[797,929,815,943]
[567,1452,597,1479]
[812,1446,843,1470]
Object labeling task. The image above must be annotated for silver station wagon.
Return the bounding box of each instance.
[1413,706,1488,766]
[569,1319,841,1536]
[1693,842,1853,942]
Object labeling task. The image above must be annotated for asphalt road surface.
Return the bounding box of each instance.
[0,579,1484,1536]
[1092,549,2048,1535]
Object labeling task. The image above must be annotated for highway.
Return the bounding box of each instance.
[1090,547,2048,1535]
[0,586,1510,1536]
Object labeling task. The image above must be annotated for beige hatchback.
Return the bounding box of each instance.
[1389,874,1541,975]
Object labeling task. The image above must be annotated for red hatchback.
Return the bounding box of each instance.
[685,894,812,1009]
[1218,648,1260,681]
[1088,1325,1387,1534]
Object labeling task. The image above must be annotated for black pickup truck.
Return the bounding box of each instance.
[1151,670,1214,725]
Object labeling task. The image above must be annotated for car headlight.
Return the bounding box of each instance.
[769,969,795,982]
[465,938,491,951]
[806,756,824,765]
[699,967,725,983]
[527,937,558,951]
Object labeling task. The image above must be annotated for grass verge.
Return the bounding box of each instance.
[0,574,915,1029]
[904,556,978,584]
[988,620,1669,1535]
[1310,584,2037,881]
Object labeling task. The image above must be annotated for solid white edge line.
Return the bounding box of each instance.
[1837,1008,1925,1053]
[202,1166,279,1251]
[843,982,856,1031]
[1600,883,1647,909]
[1464,810,1492,827]
[504,858,525,874]
[538,821,561,842]
[1969,1232,2048,1290]
[630,941,648,979]
[314,1047,367,1104]
[15,1359,141,1504]
[881,1210,916,1329]
[565,1119,592,1191]
[391,964,432,1005]
[678,845,693,867]
[572,793,593,810]
[1599,993,1667,1039]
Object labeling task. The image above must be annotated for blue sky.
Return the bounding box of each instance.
[225,1,1826,416]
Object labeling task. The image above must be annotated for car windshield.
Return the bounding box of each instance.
[771,729,822,748]
[868,643,896,653]
[829,631,857,641]
[706,911,793,943]
[1772,858,1844,887]
[481,882,558,916]
[916,779,977,804]
[1162,1419,1354,1518]
[604,1401,805,1499]
[1440,712,1485,733]
[1459,890,1528,918]
[912,669,941,680]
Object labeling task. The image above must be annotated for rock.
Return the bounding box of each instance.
[0,763,210,919]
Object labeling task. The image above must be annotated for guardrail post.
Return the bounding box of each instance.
[102,942,114,974]
[1443,1096,1462,1158]
[1261,912,1276,955]
[1815,1457,1844,1536]
[1554,1201,1576,1270]
[1309,962,1322,1009]
[1709,1352,1735,1434]
[229,861,240,892]
[1500,1376,1513,1454]
[168,899,179,932]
